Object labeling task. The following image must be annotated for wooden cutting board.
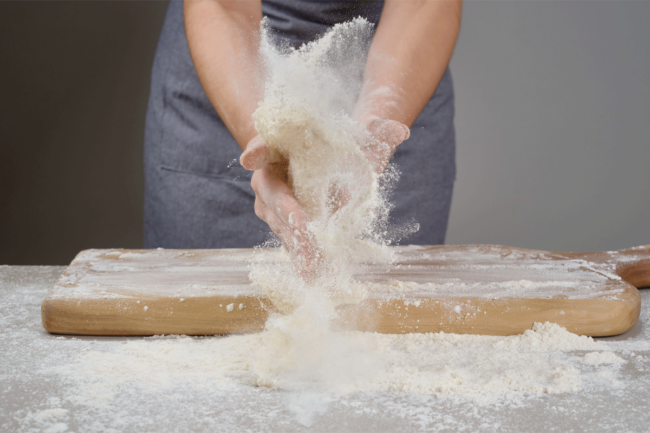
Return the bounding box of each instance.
[41,244,650,337]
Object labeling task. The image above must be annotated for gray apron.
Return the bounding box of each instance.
[143,0,456,248]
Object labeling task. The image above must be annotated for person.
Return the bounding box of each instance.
[144,0,461,273]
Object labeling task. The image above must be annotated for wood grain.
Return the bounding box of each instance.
[41,244,649,337]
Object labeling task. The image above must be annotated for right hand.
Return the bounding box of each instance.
[241,135,318,281]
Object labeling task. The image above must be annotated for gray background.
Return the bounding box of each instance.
[447,0,650,252]
[1,0,648,265]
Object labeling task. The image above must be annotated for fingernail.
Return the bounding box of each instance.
[402,124,410,140]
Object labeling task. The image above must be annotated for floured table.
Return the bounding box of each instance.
[41,245,650,336]
[3,265,650,432]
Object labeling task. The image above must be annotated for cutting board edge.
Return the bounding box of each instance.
[41,294,273,336]
[41,285,640,337]
[41,244,648,337]
[339,284,641,337]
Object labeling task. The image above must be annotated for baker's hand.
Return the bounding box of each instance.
[355,115,410,175]
[239,118,409,279]
[326,116,411,214]
[241,135,317,281]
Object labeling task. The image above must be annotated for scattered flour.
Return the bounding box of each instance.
[25,320,632,428]
[581,351,625,365]
[3,260,649,432]
[47,322,613,406]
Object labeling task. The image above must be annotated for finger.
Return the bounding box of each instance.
[256,197,317,281]
[359,119,410,174]
[255,166,310,231]
[367,118,410,148]
[240,135,271,171]
[252,168,318,280]
[254,197,291,245]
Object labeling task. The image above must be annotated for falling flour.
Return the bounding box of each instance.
[247,18,416,394]
[250,18,397,307]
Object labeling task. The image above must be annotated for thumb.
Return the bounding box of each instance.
[366,118,410,149]
[240,135,271,171]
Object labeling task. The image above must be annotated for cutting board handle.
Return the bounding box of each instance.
[614,245,650,288]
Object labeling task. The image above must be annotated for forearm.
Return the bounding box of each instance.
[184,0,263,150]
[356,0,462,127]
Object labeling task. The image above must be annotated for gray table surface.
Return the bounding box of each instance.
[1,266,649,432]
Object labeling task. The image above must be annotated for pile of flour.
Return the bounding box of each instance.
[49,323,625,407]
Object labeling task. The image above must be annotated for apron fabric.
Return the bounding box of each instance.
[143,0,456,248]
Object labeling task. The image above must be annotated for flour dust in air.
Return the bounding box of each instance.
[247,18,412,421]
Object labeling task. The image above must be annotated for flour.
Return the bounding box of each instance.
[254,18,380,228]
[236,18,629,406]
[5,268,650,432]
[251,17,397,298]
[581,351,625,365]
[43,322,623,410]
[17,323,623,430]
[246,19,405,395]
